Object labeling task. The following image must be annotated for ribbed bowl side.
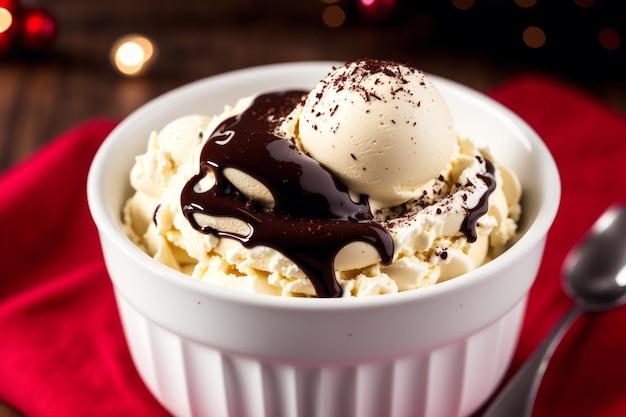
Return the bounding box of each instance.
[115,291,525,417]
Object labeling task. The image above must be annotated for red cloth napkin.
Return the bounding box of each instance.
[0,120,171,417]
[0,75,625,417]
[489,76,626,417]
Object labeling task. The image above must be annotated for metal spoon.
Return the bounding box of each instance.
[482,204,626,417]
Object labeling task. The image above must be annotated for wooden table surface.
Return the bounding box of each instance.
[1,1,624,415]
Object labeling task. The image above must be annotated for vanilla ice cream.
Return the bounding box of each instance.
[292,59,457,210]
[122,59,522,298]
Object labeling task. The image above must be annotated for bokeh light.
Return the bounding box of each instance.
[598,27,621,50]
[322,5,345,28]
[110,34,156,77]
[523,26,546,48]
[0,7,13,34]
[451,0,474,11]
[514,0,537,8]
[574,0,595,7]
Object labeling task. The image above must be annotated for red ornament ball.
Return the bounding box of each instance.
[356,0,399,22]
[19,7,56,53]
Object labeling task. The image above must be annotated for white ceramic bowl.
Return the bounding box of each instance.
[87,62,560,417]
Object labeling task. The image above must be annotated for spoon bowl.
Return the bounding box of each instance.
[482,204,626,417]
[564,206,626,310]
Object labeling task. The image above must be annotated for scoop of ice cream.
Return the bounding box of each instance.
[130,114,212,199]
[294,59,457,210]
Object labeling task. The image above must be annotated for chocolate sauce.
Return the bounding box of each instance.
[152,204,161,226]
[460,158,497,243]
[181,91,394,298]
[180,90,497,297]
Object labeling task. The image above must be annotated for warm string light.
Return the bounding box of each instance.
[451,0,474,10]
[0,2,17,54]
[523,26,546,48]
[598,27,621,50]
[110,34,156,77]
[322,5,345,28]
[0,7,12,33]
[574,0,595,8]
[514,0,537,8]
[321,0,345,28]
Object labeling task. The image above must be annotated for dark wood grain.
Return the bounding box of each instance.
[1,1,625,415]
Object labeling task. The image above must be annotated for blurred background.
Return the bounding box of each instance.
[0,0,624,415]
[1,0,625,174]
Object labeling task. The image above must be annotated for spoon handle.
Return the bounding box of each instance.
[481,305,582,417]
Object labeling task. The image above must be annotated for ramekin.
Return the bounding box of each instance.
[87,62,560,417]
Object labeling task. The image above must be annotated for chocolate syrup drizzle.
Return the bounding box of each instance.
[180,89,497,298]
[181,91,394,298]
[460,158,497,243]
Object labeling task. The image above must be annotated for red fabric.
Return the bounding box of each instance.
[0,120,170,416]
[0,75,625,416]
[489,75,626,417]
